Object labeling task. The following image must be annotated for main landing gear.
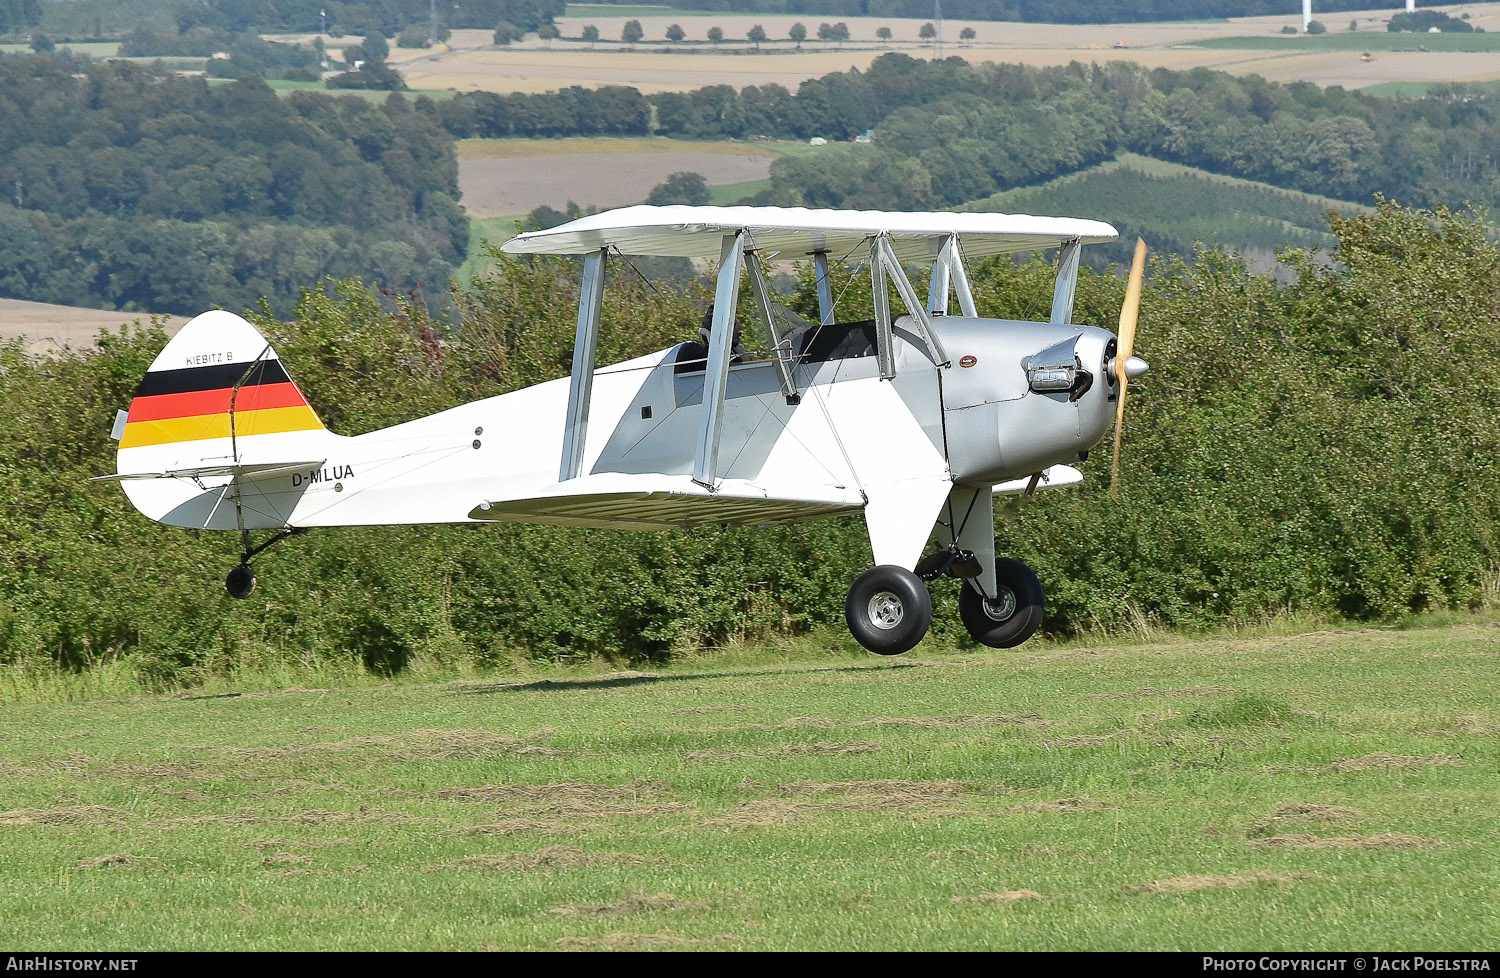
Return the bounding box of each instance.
[845,566,933,656]
[843,544,1045,655]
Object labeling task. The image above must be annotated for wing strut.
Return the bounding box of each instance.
[812,249,835,325]
[871,238,894,379]
[1050,236,1082,325]
[870,234,951,377]
[560,247,607,482]
[927,234,977,318]
[927,242,951,317]
[744,250,801,404]
[693,232,745,488]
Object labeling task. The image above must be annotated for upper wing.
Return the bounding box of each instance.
[502,205,1118,264]
[467,471,865,531]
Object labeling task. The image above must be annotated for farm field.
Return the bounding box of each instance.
[456,136,786,217]
[2,623,1496,950]
[0,299,187,356]
[967,153,1371,272]
[389,6,1500,95]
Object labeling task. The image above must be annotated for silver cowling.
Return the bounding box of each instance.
[934,318,1124,485]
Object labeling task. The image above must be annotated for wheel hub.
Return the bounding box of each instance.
[981,587,1017,622]
[867,591,905,630]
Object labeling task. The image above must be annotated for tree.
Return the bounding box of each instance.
[747,24,767,50]
[1306,20,1326,34]
[621,20,643,44]
[919,22,936,41]
[30,33,54,54]
[493,22,518,45]
[707,26,723,45]
[959,27,976,43]
[831,23,850,46]
[646,171,710,205]
[789,23,806,48]
[362,31,390,62]
[876,26,892,45]
[666,23,685,42]
[581,25,599,46]
[538,24,560,46]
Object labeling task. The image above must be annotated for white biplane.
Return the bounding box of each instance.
[100,205,1147,655]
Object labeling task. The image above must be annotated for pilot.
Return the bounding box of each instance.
[690,305,746,365]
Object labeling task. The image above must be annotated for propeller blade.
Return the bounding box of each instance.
[1110,238,1147,501]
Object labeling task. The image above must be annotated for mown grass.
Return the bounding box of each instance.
[2,621,1497,949]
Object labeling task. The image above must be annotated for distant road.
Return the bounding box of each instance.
[0,298,187,356]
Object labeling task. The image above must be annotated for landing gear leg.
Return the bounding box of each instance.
[223,527,304,600]
[845,565,932,656]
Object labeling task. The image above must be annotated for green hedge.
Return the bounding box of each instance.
[4,201,1497,685]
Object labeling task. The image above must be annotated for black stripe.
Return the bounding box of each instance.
[134,359,292,398]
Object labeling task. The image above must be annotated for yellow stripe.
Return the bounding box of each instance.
[119,406,324,449]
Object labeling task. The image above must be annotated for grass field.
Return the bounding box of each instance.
[1362,78,1500,98]
[2,621,1496,950]
[1191,32,1500,53]
[458,216,525,281]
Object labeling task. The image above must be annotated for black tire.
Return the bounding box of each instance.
[225,564,256,600]
[958,556,1044,648]
[845,565,932,656]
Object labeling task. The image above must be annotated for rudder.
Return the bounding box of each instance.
[118,311,325,454]
[112,311,339,528]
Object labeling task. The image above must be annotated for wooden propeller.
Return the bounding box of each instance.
[1109,238,1147,501]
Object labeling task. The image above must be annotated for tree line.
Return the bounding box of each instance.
[541,0,1435,24]
[432,53,1500,223]
[174,0,563,37]
[9,49,1500,315]
[0,58,466,316]
[3,201,1497,684]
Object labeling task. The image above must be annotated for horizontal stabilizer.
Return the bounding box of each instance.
[994,464,1083,496]
[469,472,864,530]
[93,460,325,483]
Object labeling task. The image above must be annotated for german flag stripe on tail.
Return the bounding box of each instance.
[120,357,324,450]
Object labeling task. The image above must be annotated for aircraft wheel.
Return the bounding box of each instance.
[959,557,1044,648]
[845,565,932,656]
[225,564,256,600]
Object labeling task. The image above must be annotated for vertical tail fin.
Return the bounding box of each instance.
[113,311,338,528]
[118,310,325,455]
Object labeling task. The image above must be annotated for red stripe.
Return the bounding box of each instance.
[127,382,309,423]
